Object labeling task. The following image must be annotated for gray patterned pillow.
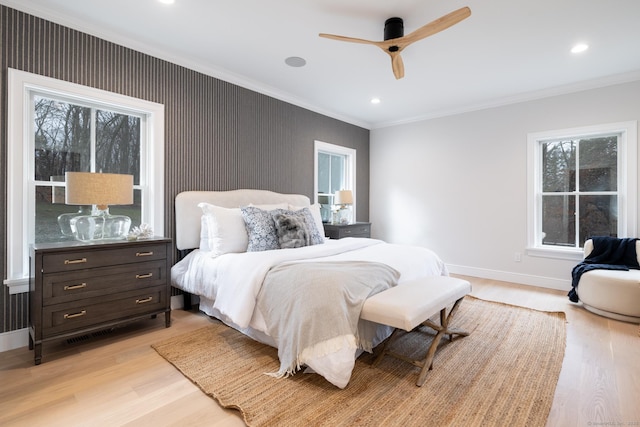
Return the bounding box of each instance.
[241,206,279,252]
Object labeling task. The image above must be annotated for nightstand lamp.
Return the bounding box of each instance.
[333,189,353,224]
[65,171,134,241]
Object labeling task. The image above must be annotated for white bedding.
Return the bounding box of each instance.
[171,237,448,387]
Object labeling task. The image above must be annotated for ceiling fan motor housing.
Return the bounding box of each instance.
[384,17,404,40]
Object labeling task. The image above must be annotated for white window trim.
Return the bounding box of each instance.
[526,121,637,261]
[5,69,165,294]
[314,140,357,218]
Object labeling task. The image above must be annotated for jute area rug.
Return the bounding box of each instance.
[152,296,566,427]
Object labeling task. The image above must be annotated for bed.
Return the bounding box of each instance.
[170,189,449,388]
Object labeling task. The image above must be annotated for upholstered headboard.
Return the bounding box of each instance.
[175,189,311,250]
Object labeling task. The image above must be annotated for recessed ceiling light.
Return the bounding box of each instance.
[370,97,381,105]
[285,56,306,67]
[571,43,589,54]
[158,0,175,4]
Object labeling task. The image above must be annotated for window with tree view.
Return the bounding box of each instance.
[528,122,636,259]
[540,135,619,248]
[34,95,142,243]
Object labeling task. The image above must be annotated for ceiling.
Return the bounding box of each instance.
[3,0,640,129]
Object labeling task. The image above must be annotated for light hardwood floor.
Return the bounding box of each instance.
[0,276,638,426]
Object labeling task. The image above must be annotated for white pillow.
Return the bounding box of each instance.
[198,202,248,255]
[290,203,325,240]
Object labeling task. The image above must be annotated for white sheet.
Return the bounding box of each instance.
[170,237,448,387]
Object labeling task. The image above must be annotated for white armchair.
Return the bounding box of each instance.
[575,239,640,323]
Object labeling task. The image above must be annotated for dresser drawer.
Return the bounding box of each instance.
[339,224,370,237]
[42,286,167,335]
[41,243,167,273]
[42,261,167,306]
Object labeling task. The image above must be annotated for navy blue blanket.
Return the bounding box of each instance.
[568,236,639,302]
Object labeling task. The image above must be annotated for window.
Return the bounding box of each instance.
[314,141,356,223]
[527,121,637,260]
[5,69,165,294]
[34,95,143,242]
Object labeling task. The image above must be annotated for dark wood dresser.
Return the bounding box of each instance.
[29,237,172,365]
[323,222,371,239]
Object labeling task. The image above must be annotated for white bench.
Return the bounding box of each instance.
[361,276,472,386]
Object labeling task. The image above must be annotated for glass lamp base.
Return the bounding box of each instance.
[70,208,131,241]
[332,206,352,224]
[58,206,92,236]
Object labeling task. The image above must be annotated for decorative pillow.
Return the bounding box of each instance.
[272,212,310,249]
[284,206,325,245]
[289,203,325,242]
[241,206,280,251]
[273,207,324,246]
[198,203,248,255]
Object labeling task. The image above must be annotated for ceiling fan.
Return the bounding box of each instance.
[319,7,471,80]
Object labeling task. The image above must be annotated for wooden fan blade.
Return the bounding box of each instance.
[391,53,404,79]
[319,33,380,46]
[401,6,471,46]
[320,7,470,80]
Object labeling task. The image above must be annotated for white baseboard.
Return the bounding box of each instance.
[446,264,571,292]
[0,328,29,353]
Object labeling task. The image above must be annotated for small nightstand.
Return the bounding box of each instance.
[323,222,371,239]
[29,237,172,365]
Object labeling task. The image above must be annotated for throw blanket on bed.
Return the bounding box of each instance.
[569,236,639,302]
[257,261,400,381]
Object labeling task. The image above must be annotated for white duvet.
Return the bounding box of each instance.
[171,237,448,387]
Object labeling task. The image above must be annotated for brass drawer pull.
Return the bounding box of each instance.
[63,310,87,319]
[136,296,153,304]
[136,251,154,257]
[64,283,87,291]
[135,273,153,279]
[64,258,87,265]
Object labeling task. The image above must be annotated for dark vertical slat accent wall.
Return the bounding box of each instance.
[0,5,369,335]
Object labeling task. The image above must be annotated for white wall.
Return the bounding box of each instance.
[370,80,640,291]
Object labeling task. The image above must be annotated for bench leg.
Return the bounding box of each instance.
[371,328,401,367]
[370,296,469,387]
[416,297,469,386]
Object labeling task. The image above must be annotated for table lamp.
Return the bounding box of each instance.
[333,190,353,224]
[65,171,134,241]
